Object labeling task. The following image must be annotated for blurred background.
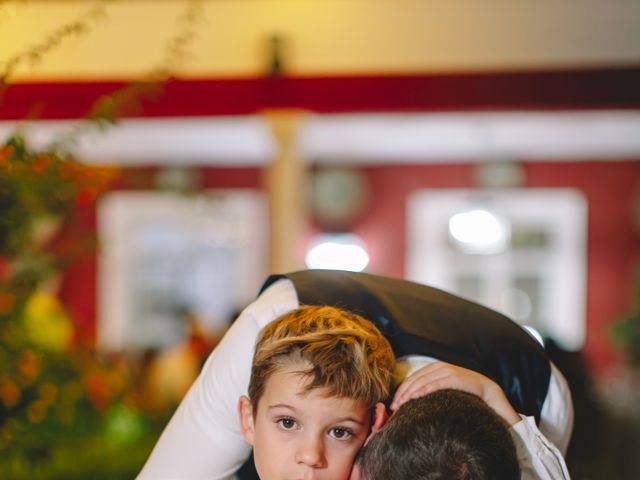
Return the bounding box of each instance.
[1,0,639,478]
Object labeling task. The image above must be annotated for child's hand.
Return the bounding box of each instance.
[390,361,521,426]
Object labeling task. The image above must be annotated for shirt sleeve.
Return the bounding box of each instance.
[510,415,571,480]
[539,362,574,455]
[136,279,299,480]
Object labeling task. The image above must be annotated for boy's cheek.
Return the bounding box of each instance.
[349,464,362,480]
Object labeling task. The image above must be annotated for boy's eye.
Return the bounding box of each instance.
[277,417,297,430]
[329,427,353,440]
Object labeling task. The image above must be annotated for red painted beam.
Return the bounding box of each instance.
[1,67,639,120]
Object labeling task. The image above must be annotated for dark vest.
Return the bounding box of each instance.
[261,270,551,421]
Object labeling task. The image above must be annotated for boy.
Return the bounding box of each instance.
[238,304,395,480]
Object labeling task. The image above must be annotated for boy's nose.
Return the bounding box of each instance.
[295,435,326,468]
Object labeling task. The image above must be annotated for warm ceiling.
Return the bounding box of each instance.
[3,0,640,81]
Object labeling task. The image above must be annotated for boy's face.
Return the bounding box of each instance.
[239,365,371,480]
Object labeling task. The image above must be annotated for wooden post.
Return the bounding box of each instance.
[262,109,308,274]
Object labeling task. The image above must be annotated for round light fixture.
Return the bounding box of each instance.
[305,233,370,272]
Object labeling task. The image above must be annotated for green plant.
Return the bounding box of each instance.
[0,2,206,476]
[611,276,640,365]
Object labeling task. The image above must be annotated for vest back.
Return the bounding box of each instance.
[261,270,551,421]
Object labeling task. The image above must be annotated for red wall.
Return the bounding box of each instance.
[58,161,639,378]
[346,160,640,377]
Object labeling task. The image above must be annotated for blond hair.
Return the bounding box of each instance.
[248,305,394,410]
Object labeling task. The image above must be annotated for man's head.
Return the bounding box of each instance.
[238,305,395,480]
[353,389,520,480]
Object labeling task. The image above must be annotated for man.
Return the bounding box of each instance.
[137,270,572,479]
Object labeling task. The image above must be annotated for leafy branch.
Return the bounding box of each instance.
[0,0,113,85]
[49,0,205,154]
[1,0,205,154]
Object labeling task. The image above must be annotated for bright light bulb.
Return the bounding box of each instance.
[305,234,370,272]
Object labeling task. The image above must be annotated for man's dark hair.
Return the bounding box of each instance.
[356,389,520,480]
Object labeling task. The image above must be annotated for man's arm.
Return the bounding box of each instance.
[136,310,257,480]
[391,361,521,426]
[136,279,299,480]
[392,360,571,480]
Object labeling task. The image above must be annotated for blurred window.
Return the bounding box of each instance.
[407,189,587,350]
[98,190,268,351]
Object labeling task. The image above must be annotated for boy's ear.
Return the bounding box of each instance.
[371,402,390,434]
[238,395,255,445]
[363,402,390,446]
[351,404,389,480]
